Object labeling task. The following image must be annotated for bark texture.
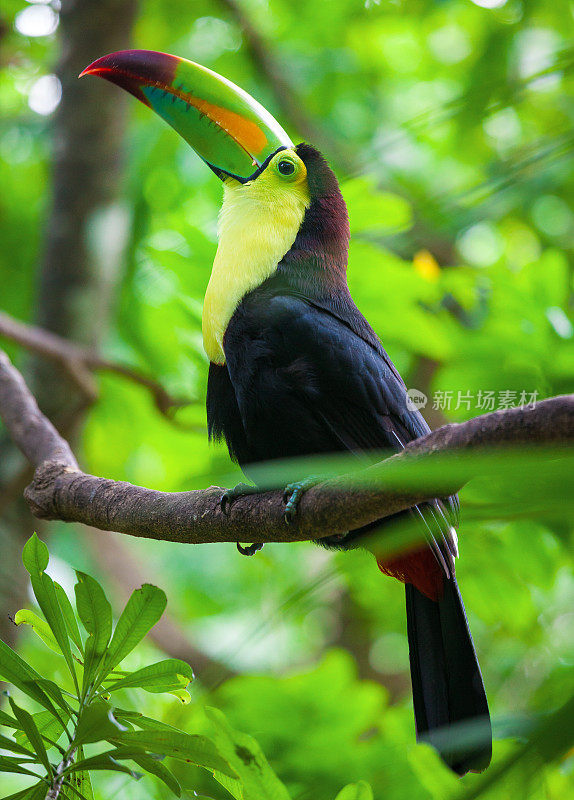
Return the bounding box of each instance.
[2,348,572,547]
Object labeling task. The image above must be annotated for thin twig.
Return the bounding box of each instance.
[0,311,192,420]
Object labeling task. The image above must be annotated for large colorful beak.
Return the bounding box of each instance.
[80,49,293,182]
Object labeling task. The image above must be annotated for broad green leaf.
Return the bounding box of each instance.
[0,732,37,758]
[14,610,61,654]
[0,709,22,730]
[105,658,193,694]
[114,711,181,735]
[205,708,290,800]
[74,701,126,746]
[101,584,166,676]
[113,729,237,778]
[63,752,142,780]
[165,688,191,704]
[0,639,62,719]
[0,755,41,777]
[334,781,373,800]
[74,572,112,692]
[0,783,46,800]
[64,747,94,800]
[35,680,74,720]
[9,698,52,777]
[131,753,181,797]
[54,583,83,653]
[30,572,75,683]
[461,693,574,800]
[22,534,49,577]
[14,710,67,752]
[61,785,91,800]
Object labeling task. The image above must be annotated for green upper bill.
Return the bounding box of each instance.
[80,49,293,182]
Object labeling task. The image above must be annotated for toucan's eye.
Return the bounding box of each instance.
[277,158,296,177]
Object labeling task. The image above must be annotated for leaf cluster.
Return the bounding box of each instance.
[0,536,365,800]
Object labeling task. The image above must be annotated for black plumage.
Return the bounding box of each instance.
[207,144,491,774]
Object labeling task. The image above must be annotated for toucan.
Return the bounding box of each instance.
[82,50,492,775]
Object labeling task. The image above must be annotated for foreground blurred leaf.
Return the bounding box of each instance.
[205,707,291,800]
[461,692,574,799]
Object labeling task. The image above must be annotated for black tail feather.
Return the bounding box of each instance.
[406,579,492,775]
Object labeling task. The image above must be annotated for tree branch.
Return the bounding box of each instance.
[2,347,572,546]
[0,311,191,419]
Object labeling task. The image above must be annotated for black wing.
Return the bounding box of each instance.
[222,292,458,561]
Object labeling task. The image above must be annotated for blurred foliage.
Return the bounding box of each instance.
[1,0,573,798]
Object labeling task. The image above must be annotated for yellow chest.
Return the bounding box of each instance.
[202,178,309,364]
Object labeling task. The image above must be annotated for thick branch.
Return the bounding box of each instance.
[0,311,191,419]
[1,348,572,546]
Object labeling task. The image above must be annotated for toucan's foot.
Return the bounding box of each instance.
[220,483,264,556]
[283,476,319,525]
[220,482,258,516]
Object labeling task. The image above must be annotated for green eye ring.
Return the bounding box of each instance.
[275,157,297,178]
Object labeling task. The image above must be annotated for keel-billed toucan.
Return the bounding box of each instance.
[82,50,492,775]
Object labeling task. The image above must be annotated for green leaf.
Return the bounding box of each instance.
[204,708,290,800]
[105,658,193,694]
[54,582,84,653]
[334,781,373,800]
[14,610,61,654]
[0,783,46,800]
[131,753,181,797]
[14,710,67,752]
[30,572,75,684]
[22,534,49,577]
[0,639,62,719]
[9,698,52,777]
[74,701,127,746]
[113,711,182,735]
[74,572,112,692]
[0,732,37,758]
[0,755,41,777]
[35,680,74,720]
[64,747,94,800]
[101,584,166,676]
[113,729,237,778]
[63,752,142,780]
[0,709,22,731]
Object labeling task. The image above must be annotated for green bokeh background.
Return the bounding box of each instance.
[1,0,573,798]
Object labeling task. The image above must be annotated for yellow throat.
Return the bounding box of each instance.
[202,149,310,365]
